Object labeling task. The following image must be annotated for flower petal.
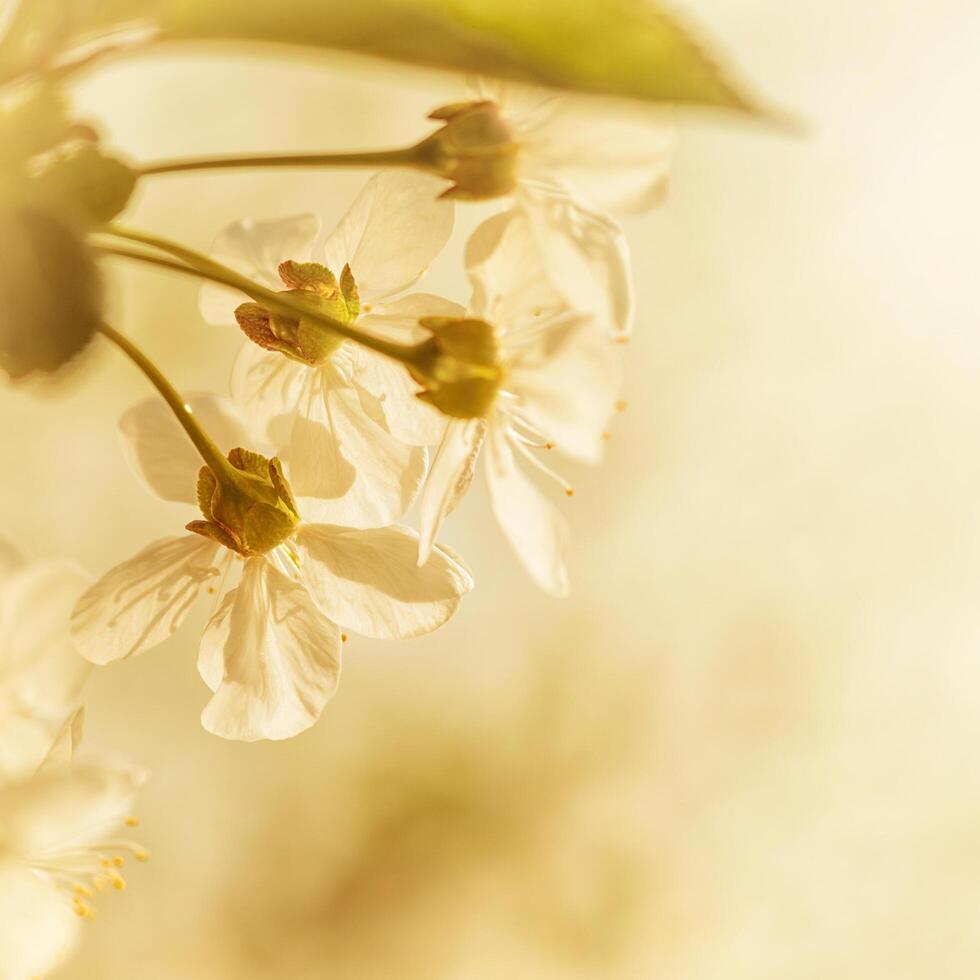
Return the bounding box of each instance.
[417,419,486,564]
[119,393,251,504]
[506,313,622,463]
[71,535,220,664]
[294,523,473,639]
[352,353,446,447]
[284,368,427,528]
[322,171,454,301]
[199,213,320,325]
[230,341,308,440]
[198,557,341,742]
[517,180,634,338]
[485,422,570,597]
[464,207,568,328]
[0,558,92,717]
[34,708,85,777]
[0,866,78,980]
[519,101,674,214]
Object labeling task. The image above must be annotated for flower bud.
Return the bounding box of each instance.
[234,260,356,365]
[187,448,300,557]
[415,101,519,201]
[0,207,103,380]
[409,317,503,419]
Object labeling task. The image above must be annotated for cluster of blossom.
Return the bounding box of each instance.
[0,79,671,976]
[70,83,673,744]
[0,547,147,979]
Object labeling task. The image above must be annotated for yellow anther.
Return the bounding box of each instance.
[545,441,555,450]
[615,399,627,412]
[134,849,150,862]
[207,586,216,594]
[341,633,348,643]
[112,855,125,868]
[602,431,612,440]
[93,876,109,892]
[125,816,140,827]
[73,884,94,898]
[362,303,372,313]
[614,336,629,345]
[565,487,575,498]
[110,872,126,891]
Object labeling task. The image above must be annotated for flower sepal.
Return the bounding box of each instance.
[188,448,300,557]
[414,100,519,201]
[409,316,503,419]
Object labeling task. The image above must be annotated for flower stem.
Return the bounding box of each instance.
[96,224,429,367]
[97,323,236,480]
[136,146,425,178]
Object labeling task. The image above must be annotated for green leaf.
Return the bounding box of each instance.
[49,0,764,114]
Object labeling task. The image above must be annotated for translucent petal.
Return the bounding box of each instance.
[198,558,341,742]
[71,535,221,664]
[294,523,473,639]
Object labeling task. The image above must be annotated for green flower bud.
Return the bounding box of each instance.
[414,101,520,201]
[234,260,357,365]
[187,448,301,558]
[0,207,103,380]
[409,316,503,419]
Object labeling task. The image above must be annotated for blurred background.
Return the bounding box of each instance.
[3,0,980,976]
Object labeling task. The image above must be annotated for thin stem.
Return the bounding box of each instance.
[96,224,429,366]
[93,244,206,281]
[97,323,234,480]
[136,146,425,178]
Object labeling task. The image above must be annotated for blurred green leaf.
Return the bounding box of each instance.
[25,0,763,113]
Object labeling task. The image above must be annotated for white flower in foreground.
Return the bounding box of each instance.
[416,209,623,597]
[421,81,674,338]
[0,710,146,980]
[200,171,462,527]
[0,545,91,780]
[71,394,473,742]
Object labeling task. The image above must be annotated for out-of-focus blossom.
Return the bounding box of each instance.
[418,209,622,596]
[200,171,460,527]
[420,82,674,337]
[70,394,473,741]
[0,710,146,980]
[0,543,91,780]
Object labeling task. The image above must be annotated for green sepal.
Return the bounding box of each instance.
[186,519,239,552]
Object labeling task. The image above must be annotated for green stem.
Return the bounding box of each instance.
[97,323,235,480]
[96,224,428,366]
[136,146,425,178]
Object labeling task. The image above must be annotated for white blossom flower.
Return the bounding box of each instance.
[417,208,623,597]
[0,544,92,781]
[71,394,473,742]
[0,709,146,980]
[427,81,674,338]
[199,171,463,527]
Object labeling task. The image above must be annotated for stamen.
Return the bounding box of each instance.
[508,430,574,497]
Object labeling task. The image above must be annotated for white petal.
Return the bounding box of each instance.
[0,559,92,717]
[284,368,426,528]
[417,419,486,564]
[230,341,307,440]
[485,422,570,597]
[294,523,473,640]
[464,207,568,327]
[517,181,634,338]
[71,535,220,664]
[359,292,467,341]
[0,866,78,980]
[506,313,623,463]
[119,393,251,504]
[34,708,85,777]
[352,350,447,447]
[519,101,675,214]
[322,171,454,301]
[199,213,321,325]
[198,558,341,742]
[0,762,142,856]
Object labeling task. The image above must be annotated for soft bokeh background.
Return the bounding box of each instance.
[3,1,980,976]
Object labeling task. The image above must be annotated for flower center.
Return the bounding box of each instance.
[24,816,148,920]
